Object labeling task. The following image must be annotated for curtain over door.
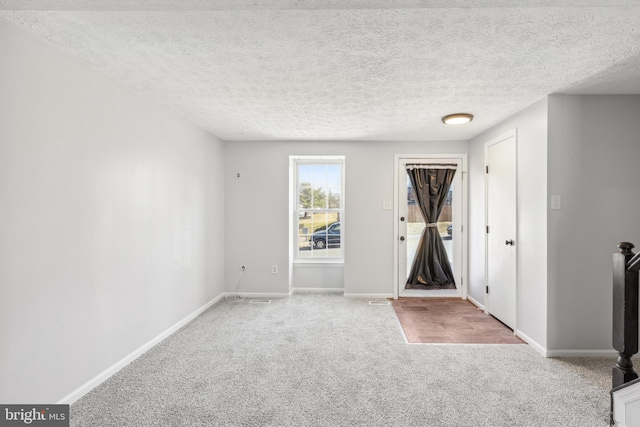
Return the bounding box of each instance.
[406,166,457,289]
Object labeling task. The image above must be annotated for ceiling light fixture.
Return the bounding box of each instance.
[442,113,474,125]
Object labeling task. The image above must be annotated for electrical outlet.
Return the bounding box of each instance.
[272,265,278,274]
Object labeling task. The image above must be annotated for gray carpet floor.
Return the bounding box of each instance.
[71,293,613,426]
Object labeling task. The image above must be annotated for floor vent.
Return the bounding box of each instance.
[368,300,391,306]
[249,299,272,304]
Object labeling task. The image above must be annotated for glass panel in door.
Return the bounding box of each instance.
[405,173,456,287]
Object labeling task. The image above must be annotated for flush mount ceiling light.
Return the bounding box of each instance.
[442,113,474,125]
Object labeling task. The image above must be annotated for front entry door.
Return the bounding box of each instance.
[485,131,517,329]
[397,157,463,298]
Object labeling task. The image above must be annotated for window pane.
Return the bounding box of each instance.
[298,165,313,182]
[437,186,454,269]
[312,165,328,187]
[299,181,312,209]
[327,188,341,209]
[311,186,327,209]
[295,159,343,260]
[298,211,341,258]
[327,165,341,187]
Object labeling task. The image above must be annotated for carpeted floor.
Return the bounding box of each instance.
[71,293,612,426]
[392,298,524,344]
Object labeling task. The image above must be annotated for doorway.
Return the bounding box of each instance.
[394,155,467,299]
[485,130,517,330]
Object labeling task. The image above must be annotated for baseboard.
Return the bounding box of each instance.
[57,292,225,405]
[517,331,618,357]
[544,349,617,358]
[467,295,484,310]
[343,293,394,299]
[227,292,291,298]
[515,330,547,357]
[291,288,344,294]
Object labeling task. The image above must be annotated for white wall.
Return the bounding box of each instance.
[0,19,225,403]
[470,94,640,354]
[547,95,640,352]
[291,265,344,291]
[469,98,548,350]
[224,140,467,297]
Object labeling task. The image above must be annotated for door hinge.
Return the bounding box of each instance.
[485,165,489,173]
[486,285,489,294]
[486,225,489,233]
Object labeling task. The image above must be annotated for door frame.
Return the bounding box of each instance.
[393,154,468,299]
[484,129,518,328]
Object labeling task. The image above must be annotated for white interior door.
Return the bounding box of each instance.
[397,157,463,298]
[485,131,517,329]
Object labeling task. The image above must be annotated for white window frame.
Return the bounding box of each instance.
[291,156,345,263]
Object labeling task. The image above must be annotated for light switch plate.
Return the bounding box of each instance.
[382,200,392,210]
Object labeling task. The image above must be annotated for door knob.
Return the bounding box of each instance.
[400,216,405,221]
[400,236,405,241]
[505,239,514,246]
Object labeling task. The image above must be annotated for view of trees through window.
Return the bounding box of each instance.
[296,161,343,259]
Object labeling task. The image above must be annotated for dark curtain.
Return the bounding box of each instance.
[406,168,456,289]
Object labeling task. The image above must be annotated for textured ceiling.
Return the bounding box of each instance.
[2,1,640,141]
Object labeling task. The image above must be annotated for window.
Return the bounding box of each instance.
[293,157,344,260]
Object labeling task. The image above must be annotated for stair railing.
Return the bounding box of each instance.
[612,242,640,389]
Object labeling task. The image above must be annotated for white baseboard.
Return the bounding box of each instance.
[515,330,547,357]
[513,330,615,359]
[343,293,394,299]
[57,293,225,405]
[226,292,291,298]
[467,295,484,310]
[291,288,344,294]
[545,349,617,358]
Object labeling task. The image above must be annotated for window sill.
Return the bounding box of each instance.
[293,260,344,268]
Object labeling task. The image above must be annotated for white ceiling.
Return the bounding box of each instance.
[2,0,640,141]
